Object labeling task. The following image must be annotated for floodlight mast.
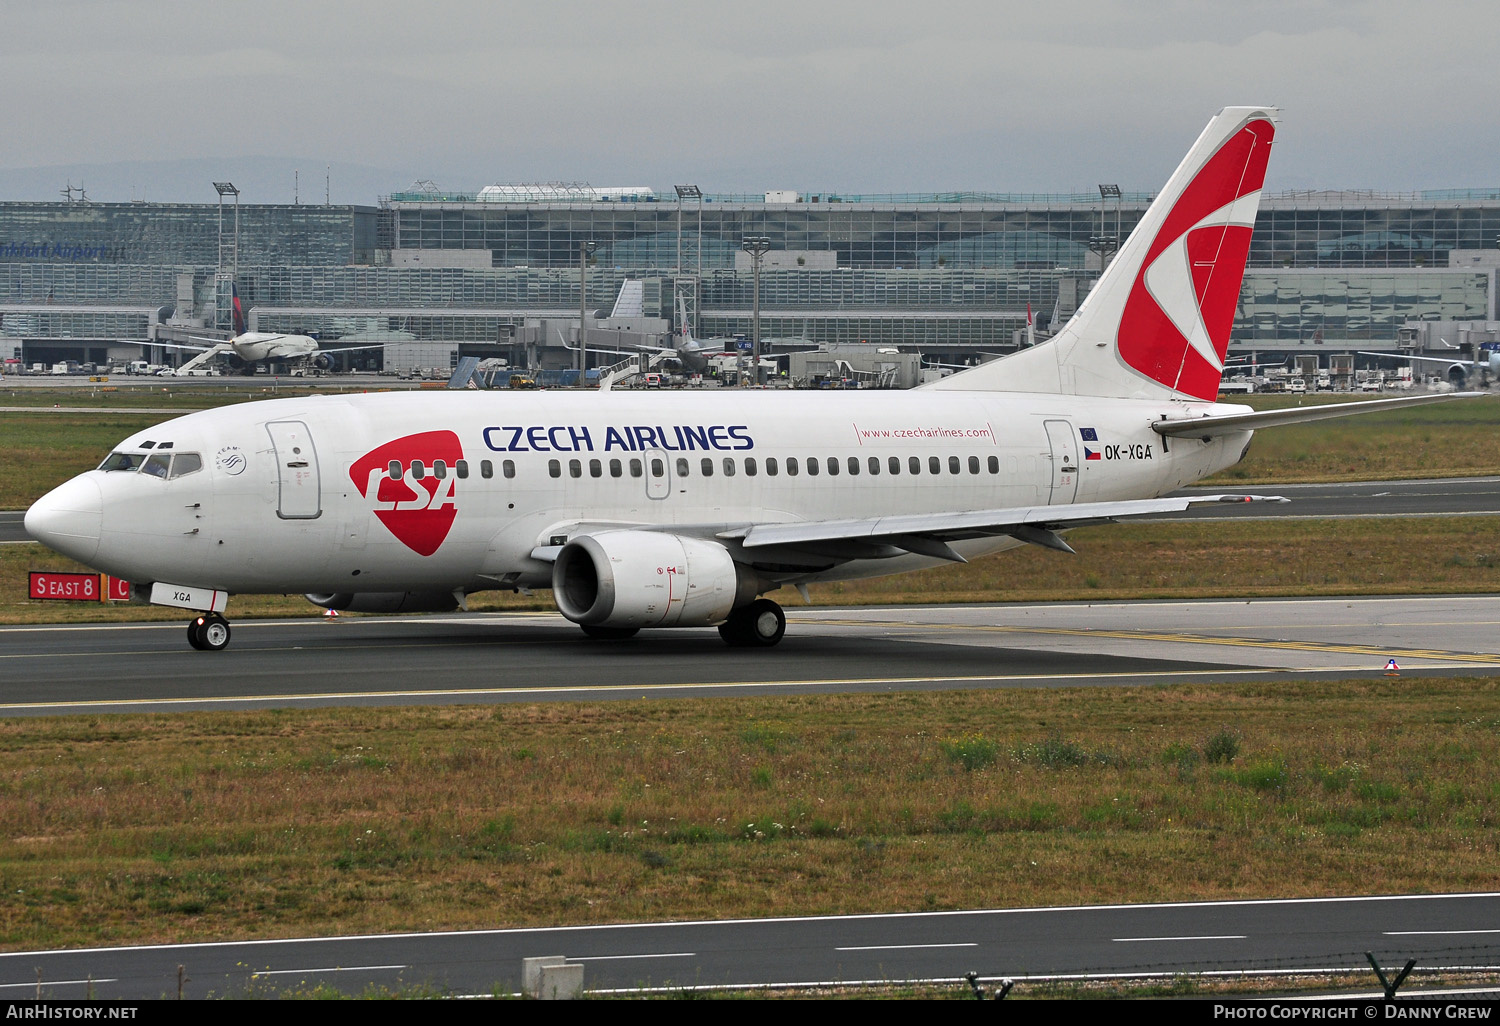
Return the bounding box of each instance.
[742,236,771,386]
[578,240,597,375]
[213,182,240,335]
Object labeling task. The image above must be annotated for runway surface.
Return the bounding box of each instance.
[3,596,1498,715]
[5,892,1499,998]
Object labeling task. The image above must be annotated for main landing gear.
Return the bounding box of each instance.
[718,598,786,648]
[187,611,231,651]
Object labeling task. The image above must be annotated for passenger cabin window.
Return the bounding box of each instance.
[411,461,426,480]
[806,458,819,477]
[548,459,561,478]
[503,460,515,479]
[929,456,941,475]
[589,459,602,478]
[168,453,202,479]
[988,456,1000,474]
[723,457,735,477]
[909,456,921,475]
[948,456,960,474]
[766,457,779,477]
[569,459,582,478]
[609,458,623,478]
[456,459,469,479]
[889,456,900,475]
[480,460,493,479]
[676,457,690,477]
[848,457,860,475]
[650,458,665,478]
[630,458,643,478]
[969,456,981,474]
[433,460,448,479]
[745,457,758,477]
[141,454,171,479]
[786,457,799,477]
[700,457,713,477]
[825,457,838,476]
[868,456,880,475]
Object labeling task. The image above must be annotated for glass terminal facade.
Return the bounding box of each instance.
[1,190,1496,356]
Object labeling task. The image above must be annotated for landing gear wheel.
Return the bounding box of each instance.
[580,624,639,641]
[718,598,786,648]
[188,612,231,652]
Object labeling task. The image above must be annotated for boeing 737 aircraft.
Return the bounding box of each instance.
[25,107,1483,651]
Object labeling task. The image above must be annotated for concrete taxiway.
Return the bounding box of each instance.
[2,595,1497,715]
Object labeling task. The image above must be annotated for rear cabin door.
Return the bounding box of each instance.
[1043,419,1079,505]
[266,420,322,519]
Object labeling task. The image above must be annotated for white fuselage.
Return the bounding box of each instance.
[36,389,1254,597]
[229,333,319,363]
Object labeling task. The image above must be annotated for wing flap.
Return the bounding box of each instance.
[730,494,1287,551]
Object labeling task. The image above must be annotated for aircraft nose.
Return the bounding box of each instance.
[25,476,103,563]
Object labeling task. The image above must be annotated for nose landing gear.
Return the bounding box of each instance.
[187,611,232,651]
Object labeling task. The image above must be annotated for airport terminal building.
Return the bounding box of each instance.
[2,184,1498,374]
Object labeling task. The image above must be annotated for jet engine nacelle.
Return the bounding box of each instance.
[552,531,758,628]
[304,591,459,614]
[313,352,335,371]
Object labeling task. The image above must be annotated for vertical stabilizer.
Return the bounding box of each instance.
[925,107,1278,399]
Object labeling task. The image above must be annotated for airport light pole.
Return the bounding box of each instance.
[578,240,596,376]
[1089,183,1122,273]
[742,236,771,386]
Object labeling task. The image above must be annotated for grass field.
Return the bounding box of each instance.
[2,678,1496,951]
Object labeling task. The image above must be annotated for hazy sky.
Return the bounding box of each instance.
[4,0,1496,202]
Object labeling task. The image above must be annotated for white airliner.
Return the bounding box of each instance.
[158,286,384,376]
[25,107,1483,651]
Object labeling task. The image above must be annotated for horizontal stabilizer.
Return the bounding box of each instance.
[1153,392,1487,439]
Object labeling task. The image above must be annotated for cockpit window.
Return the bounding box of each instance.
[99,452,145,472]
[168,453,202,479]
[141,454,171,479]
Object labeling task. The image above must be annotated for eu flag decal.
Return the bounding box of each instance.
[1080,427,1098,441]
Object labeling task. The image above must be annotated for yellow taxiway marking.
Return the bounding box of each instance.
[805,618,1500,666]
[0,664,1491,714]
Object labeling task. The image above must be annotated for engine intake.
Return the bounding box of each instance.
[552,531,760,628]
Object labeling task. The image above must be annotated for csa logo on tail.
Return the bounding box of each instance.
[1117,118,1274,401]
[350,431,463,556]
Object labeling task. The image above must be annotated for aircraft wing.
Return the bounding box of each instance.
[718,493,1288,563]
[1357,350,1480,368]
[1152,392,1487,439]
[321,343,391,353]
[151,340,216,353]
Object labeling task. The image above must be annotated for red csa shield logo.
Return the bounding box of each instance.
[350,431,463,556]
[1117,118,1275,401]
